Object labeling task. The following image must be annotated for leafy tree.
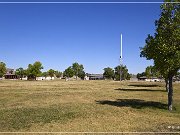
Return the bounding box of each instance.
[55,70,62,78]
[140,1,180,111]
[114,65,130,80]
[0,62,6,78]
[145,65,161,78]
[78,70,85,79]
[72,62,84,80]
[27,61,43,80]
[145,66,153,79]
[42,72,48,78]
[137,72,146,79]
[48,69,55,79]
[15,67,26,80]
[63,66,74,78]
[103,67,114,79]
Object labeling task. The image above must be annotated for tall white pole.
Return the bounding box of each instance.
[121,34,123,59]
[120,34,122,81]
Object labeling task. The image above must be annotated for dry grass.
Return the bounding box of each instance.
[0,80,180,132]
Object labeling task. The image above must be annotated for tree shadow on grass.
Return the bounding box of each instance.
[128,84,160,87]
[96,99,167,110]
[115,88,165,92]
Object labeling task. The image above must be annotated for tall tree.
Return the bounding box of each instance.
[145,65,161,79]
[72,62,84,80]
[78,70,85,79]
[48,69,55,79]
[42,72,48,78]
[145,66,154,79]
[55,70,62,78]
[15,67,25,80]
[0,62,6,78]
[114,65,130,80]
[27,61,43,80]
[140,1,180,111]
[137,72,146,79]
[63,66,74,78]
[103,67,114,79]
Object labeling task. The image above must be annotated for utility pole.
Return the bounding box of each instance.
[120,34,122,81]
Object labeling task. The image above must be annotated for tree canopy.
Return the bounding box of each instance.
[26,61,43,80]
[72,62,84,80]
[137,72,146,79]
[145,66,161,79]
[114,65,130,80]
[0,62,6,78]
[55,70,62,78]
[15,67,26,80]
[41,72,48,77]
[48,69,55,78]
[63,66,74,78]
[103,67,114,79]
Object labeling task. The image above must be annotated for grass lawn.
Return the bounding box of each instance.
[0,80,179,132]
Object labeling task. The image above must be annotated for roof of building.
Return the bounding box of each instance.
[87,74,104,77]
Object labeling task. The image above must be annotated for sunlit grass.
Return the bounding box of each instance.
[0,80,179,132]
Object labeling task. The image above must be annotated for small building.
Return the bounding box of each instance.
[84,75,89,80]
[138,76,147,81]
[45,76,55,80]
[4,68,18,79]
[36,76,55,80]
[147,77,160,82]
[36,77,46,81]
[87,74,104,80]
[138,76,160,82]
[22,77,28,80]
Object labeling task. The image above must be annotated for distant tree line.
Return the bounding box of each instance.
[0,60,132,81]
[0,61,86,80]
[137,65,161,79]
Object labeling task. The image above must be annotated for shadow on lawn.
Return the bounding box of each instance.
[115,88,165,92]
[128,84,160,87]
[96,99,167,110]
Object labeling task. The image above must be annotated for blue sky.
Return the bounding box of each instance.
[0,1,162,74]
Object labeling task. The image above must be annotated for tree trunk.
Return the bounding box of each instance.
[168,75,173,111]
[165,78,169,92]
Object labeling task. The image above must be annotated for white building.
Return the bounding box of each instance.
[36,76,54,81]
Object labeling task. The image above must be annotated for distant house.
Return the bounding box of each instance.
[87,74,104,80]
[138,76,160,82]
[84,75,89,80]
[147,77,161,82]
[36,76,55,81]
[4,68,18,79]
[138,76,147,81]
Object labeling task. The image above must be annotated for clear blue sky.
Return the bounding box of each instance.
[0,1,162,74]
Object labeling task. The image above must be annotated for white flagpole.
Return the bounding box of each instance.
[120,34,123,81]
[121,34,123,59]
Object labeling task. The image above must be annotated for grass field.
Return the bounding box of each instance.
[0,80,180,132]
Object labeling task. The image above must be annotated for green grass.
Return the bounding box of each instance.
[0,80,180,132]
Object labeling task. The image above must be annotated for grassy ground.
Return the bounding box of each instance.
[0,80,179,132]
